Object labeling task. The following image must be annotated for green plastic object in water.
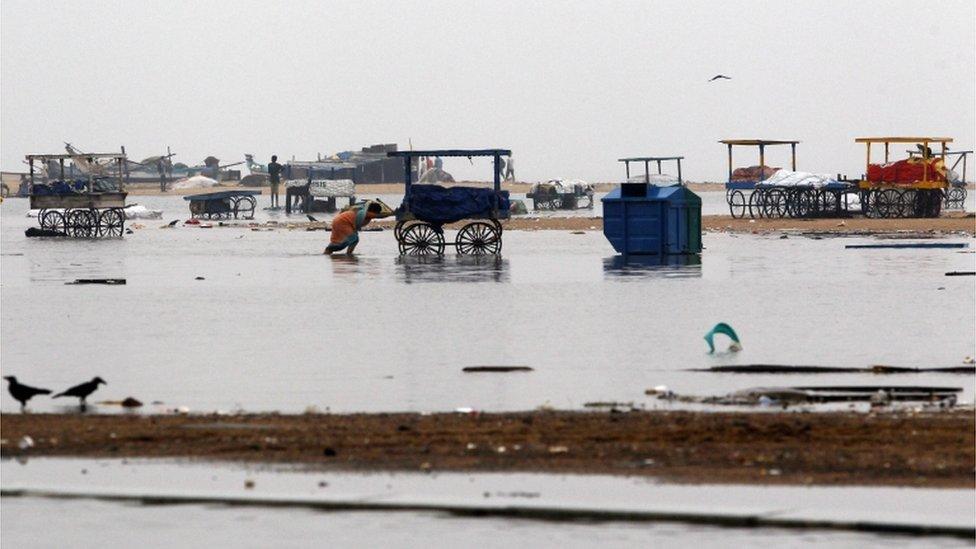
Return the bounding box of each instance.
[705,322,741,353]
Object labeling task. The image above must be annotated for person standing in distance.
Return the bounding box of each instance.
[268,155,284,208]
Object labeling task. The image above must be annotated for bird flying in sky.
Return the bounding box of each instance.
[708,74,731,82]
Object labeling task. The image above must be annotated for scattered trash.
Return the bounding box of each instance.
[704,322,741,353]
[18,436,34,450]
[195,276,205,281]
[462,366,533,373]
[66,279,126,285]
[465,442,478,451]
[244,479,255,489]
[695,364,975,374]
[496,446,507,454]
[645,385,671,396]
[571,230,585,235]
[454,407,475,414]
[548,445,569,454]
[845,243,968,249]
[25,227,66,237]
[964,357,975,365]
[663,385,967,406]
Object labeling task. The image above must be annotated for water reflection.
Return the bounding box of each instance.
[327,254,387,279]
[603,254,702,279]
[395,255,510,283]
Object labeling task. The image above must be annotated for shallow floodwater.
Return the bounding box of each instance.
[2,458,971,548]
[1,196,974,413]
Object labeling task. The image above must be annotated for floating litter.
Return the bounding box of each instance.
[705,322,741,354]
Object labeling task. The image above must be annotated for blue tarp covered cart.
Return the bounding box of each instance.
[388,149,511,255]
[183,190,260,220]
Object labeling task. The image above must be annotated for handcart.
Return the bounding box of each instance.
[387,149,511,256]
[856,137,952,218]
[527,180,594,210]
[184,190,259,219]
[721,139,855,219]
[27,152,128,237]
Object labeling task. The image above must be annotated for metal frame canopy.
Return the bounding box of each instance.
[617,156,684,184]
[719,139,800,183]
[855,136,953,188]
[388,148,512,215]
[25,152,127,193]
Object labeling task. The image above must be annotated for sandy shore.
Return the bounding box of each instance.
[2,411,972,487]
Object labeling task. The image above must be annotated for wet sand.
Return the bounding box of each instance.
[366,214,975,235]
[2,411,972,488]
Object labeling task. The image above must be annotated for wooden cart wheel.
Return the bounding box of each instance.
[98,208,125,237]
[41,210,65,234]
[728,190,746,218]
[38,209,49,229]
[393,220,408,241]
[764,189,786,218]
[896,189,915,218]
[925,189,942,218]
[398,222,445,256]
[456,221,502,255]
[67,209,96,237]
[945,187,965,209]
[748,190,764,218]
[860,190,873,217]
[873,189,894,218]
[233,196,256,219]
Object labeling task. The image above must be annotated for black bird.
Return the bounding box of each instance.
[53,377,106,410]
[708,74,731,82]
[4,376,52,411]
[307,214,319,222]
[167,219,179,226]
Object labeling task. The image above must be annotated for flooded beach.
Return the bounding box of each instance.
[2,196,974,414]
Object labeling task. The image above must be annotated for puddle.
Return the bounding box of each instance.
[1,458,971,547]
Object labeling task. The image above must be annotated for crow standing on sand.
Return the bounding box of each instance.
[3,376,52,411]
[53,377,106,410]
[307,214,319,222]
[708,74,731,82]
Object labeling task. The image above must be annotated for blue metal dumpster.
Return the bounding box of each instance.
[602,183,702,255]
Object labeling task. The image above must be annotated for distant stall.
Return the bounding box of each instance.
[184,190,259,219]
[527,179,594,210]
[285,178,357,214]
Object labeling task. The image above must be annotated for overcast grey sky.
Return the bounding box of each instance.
[2,0,973,182]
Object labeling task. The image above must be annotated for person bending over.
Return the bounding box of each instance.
[324,202,383,255]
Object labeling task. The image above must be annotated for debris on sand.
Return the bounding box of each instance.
[653,385,963,407]
[695,364,975,374]
[462,366,533,373]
